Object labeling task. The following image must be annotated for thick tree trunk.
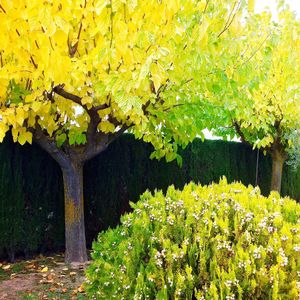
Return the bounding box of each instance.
[62,162,88,263]
[32,124,126,263]
[270,148,286,194]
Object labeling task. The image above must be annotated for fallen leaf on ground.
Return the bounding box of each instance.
[78,284,85,293]
[40,266,48,273]
[2,264,11,270]
[25,264,36,269]
[47,274,55,281]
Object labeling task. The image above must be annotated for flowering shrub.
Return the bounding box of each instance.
[85,178,300,299]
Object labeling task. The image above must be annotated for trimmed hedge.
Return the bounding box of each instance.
[0,135,300,259]
[86,180,300,299]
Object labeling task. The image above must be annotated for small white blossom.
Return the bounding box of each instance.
[279,248,288,267]
[293,245,300,252]
[167,216,174,225]
[193,212,200,220]
[233,202,242,211]
[225,280,233,288]
[253,247,262,259]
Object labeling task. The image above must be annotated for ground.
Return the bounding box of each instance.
[0,254,87,300]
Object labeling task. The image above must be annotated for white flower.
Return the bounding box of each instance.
[225,280,232,288]
[253,247,262,259]
[258,217,268,229]
[193,213,200,220]
[293,245,300,252]
[233,203,242,211]
[167,216,174,225]
[279,248,288,267]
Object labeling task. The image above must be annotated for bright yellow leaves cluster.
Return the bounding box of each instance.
[0,0,255,151]
[0,0,206,145]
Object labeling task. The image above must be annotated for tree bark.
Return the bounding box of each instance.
[270,148,286,194]
[62,161,88,263]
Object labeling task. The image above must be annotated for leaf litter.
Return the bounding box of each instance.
[0,253,88,299]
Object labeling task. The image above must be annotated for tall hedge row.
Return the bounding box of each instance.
[0,135,299,260]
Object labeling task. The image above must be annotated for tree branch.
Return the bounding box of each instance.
[233,120,252,147]
[52,84,107,116]
[203,0,210,14]
[31,127,70,167]
[108,124,131,144]
[53,84,82,105]
[83,125,132,162]
[239,33,271,67]
[0,4,6,13]
[217,1,241,38]
[69,22,83,57]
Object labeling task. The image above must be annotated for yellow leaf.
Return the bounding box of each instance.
[31,102,42,112]
[82,96,93,109]
[98,107,111,118]
[99,121,115,133]
[18,131,32,145]
[150,63,164,92]
[199,32,208,49]
[12,128,19,142]
[40,266,48,273]
[248,0,255,12]
[78,284,85,293]
[16,107,25,126]
[0,122,9,142]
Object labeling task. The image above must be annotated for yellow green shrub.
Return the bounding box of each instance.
[86,178,300,299]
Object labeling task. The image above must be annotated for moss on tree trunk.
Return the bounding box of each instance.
[62,163,87,263]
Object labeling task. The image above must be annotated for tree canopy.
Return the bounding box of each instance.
[202,4,300,192]
[0,0,251,162]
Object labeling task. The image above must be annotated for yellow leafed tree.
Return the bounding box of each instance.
[0,0,250,262]
[207,5,300,194]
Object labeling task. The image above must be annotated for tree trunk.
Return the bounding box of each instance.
[62,162,88,263]
[32,126,120,263]
[270,148,286,194]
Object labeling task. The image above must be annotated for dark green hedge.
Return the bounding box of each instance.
[0,135,299,260]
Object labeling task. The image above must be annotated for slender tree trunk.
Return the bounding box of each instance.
[62,161,88,263]
[270,148,286,194]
